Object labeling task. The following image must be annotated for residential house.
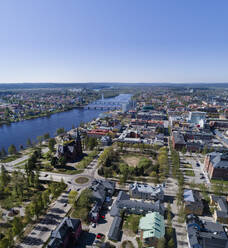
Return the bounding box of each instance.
[47,217,82,248]
[183,189,204,215]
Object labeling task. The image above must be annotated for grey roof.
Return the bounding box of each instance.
[47,238,62,248]
[186,214,228,248]
[108,216,122,241]
[208,152,228,168]
[90,179,115,204]
[51,217,81,240]
[130,182,164,197]
[47,217,81,248]
[110,191,164,217]
[211,195,228,219]
[183,190,202,203]
[173,131,186,145]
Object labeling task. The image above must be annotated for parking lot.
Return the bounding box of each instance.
[180,154,210,185]
[75,199,115,248]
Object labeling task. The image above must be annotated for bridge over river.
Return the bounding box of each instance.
[85,93,132,111]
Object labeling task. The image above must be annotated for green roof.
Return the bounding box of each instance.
[139,212,165,239]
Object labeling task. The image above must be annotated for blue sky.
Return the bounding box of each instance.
[0,0,228,83]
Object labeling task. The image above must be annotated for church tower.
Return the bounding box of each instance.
[76,128,83,157]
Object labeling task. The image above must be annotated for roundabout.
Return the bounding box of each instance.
[75,176,90,184]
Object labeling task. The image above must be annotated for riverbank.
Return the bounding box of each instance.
[0,108,103,152]
[0,105,85,127]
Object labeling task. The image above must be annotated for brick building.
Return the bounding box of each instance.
[204,152,228,180]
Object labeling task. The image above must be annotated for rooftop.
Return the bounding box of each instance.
[139,212,165,239]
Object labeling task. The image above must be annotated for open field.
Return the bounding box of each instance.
[121,155,144,167]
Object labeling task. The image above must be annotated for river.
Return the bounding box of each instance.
[0,94,131,152]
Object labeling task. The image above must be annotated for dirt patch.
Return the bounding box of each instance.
[121,155,143,167]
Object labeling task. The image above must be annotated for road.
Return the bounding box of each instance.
[1,147,104,248]
[16,191,71,248]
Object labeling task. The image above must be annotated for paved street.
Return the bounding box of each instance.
[15,150,104,248]
[17,191,71,248]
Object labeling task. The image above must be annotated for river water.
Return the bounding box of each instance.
[0,108,103,152]
[0,94,131,152]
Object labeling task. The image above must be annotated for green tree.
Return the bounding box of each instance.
[43,133,50,140]
[48,138,56,153]
[59,156,67,167]
[157,238,166,248]
[12,217,23,237]
[34,171,40,188]
[30,200,39,219]
[51,156,58,167]
[124,215,140,234]
[76,188,91,208]
[167,238,175,248]
[0,238,10,248]
[68,190,78,205]
[1,148,7,157]
[25,205,32,223]
[27,138,32,147]
[56,127,65,135]
[42,190,50,208]
[199,184,209,201]
[87,137,98,150]
[8,144,17,155]
[37,136,43,145]
[25,158,36,177]
[0,165,10,188]
[202,146,208,155]
[34,147,42,159]
[138,157,152,169]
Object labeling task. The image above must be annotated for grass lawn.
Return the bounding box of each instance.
[183,163,193,169]
[185,170,195,177]
[0,154,21,163]
[211,179,228,185]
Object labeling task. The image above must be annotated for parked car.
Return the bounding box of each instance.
[196,162,200,167]
[92,223,96,228]
[96,233,105,239]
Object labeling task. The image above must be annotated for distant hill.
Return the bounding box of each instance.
[1,82,228,90]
